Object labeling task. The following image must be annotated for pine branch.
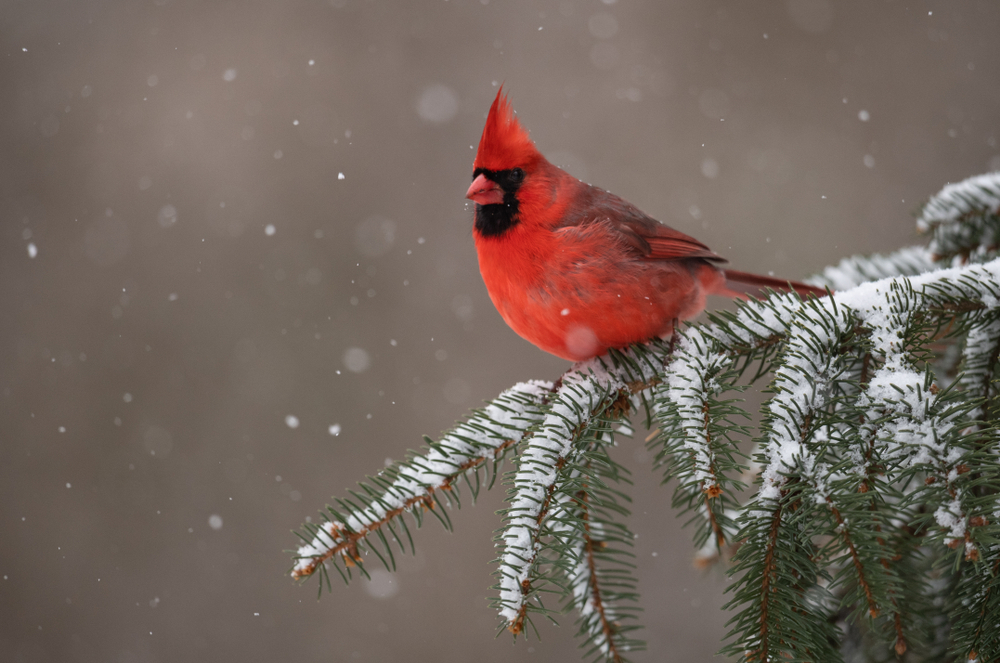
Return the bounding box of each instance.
[918,171,1000,263]
[953,553,1000,661]
[291,380,552,583]
[560,448,644,662]
[958,311,1000,424]
[493,347,664,639]
[808,245,936,291]
[650,326,752,561]
[724,294,862,661]
[722,259,1000,660]
[291,172,1000,663]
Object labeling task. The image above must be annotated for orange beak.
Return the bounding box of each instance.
[466,174,505,206]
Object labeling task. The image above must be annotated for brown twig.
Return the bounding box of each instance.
[894,609,907,656]
[698,402,727,553]
[931,300,987,315]
[753,500,784,661]
[829,503,879,618]
[577,484,624,663]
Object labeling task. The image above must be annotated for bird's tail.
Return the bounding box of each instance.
[720,269,829,299]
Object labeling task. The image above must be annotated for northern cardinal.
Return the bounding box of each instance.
[466,90,826,361]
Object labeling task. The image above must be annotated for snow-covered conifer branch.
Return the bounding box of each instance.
[958,312,1000,423]
[291,380,552,585]
[492,346,665,648]
[952,554,1000,661]
[722,260,1000,660]
[294,172,1000,663]
[556,446,644,662]
[650,327,749,562]
[918,171,1000,263]
[807,245,935,291]
[650,291,829,567]
[724,293,868,661]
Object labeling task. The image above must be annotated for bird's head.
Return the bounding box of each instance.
[466,89,549,238]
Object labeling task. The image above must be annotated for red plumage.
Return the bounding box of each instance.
[467,89,825,361]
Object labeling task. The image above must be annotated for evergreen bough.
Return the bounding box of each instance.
[290,172,1000,662]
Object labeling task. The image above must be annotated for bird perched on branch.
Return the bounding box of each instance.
[466,89,826,361]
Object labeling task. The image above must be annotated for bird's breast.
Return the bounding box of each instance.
[474,225,709,360]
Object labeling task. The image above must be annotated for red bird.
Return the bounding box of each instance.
[466,90,825,361]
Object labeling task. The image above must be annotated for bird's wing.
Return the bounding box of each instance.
[555,183,727,263]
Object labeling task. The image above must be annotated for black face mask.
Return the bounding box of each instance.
[472,167,525,237]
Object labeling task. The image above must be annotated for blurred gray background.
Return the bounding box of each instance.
[2,0,998,661]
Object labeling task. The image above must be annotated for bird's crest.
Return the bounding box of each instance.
[473,88,539,171]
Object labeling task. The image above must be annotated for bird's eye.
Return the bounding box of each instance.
[510,168,525,183]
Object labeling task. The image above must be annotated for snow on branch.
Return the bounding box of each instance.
[291,380,552,584]
[650,328,748,561]
[958,313,1000,422]
[550,451,643,662]
[807,245,935,291]
[918,171,1000,263]
[724,259,1000,660]
[293,173,1000,663]
[492,349,662,647]
[749,259,1000,504]
[657,328,738,499]
[919,171,1000,226]
[727,294,864,660]
[755,296,856,504]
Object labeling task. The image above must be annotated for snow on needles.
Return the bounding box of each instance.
[495,358,630,625]
[293,379,552,573]
[755,294,853,504]
[807,245,934,292]
[918,171,1000,262]
[746,257,1000,548]
[656,328,732,495]
[918,171,1000,228]
[959,315,1000,421]
[550,491,616,658]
